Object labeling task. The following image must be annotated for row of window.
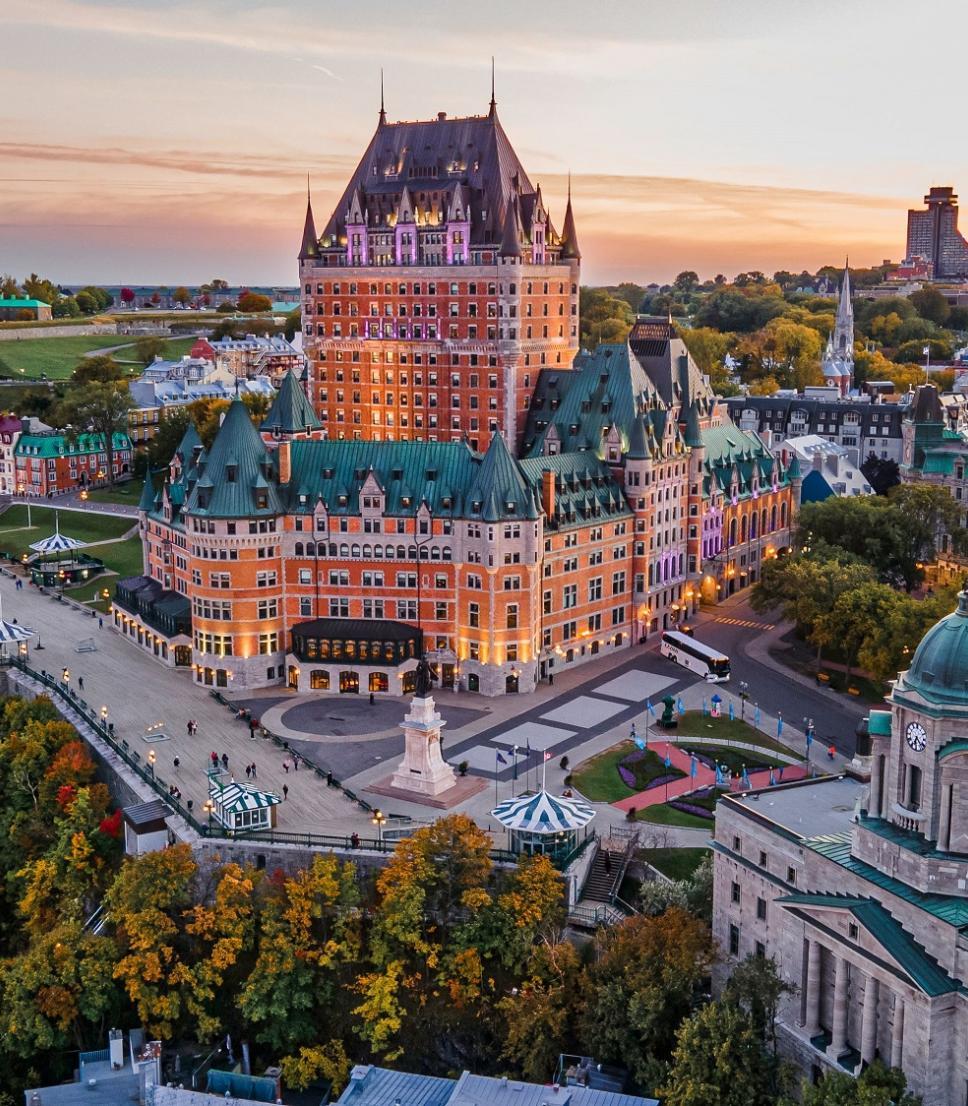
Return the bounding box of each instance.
[308,280,576,297]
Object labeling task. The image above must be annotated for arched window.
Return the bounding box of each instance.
[770,505,777,532]
[363,544,372,558]
[729,518,737,546]
[339,543,349,558]
[750,513,757,539]
[442,547,452,561]
[294,542,304,556]
[761,508,768,534]
[397,545,406,559]
[780,502,788,527]
[351,544,361,558]
[741,516,748,542]
[306,542,315,556]
[431,546,441,560]
[310,670,329,690]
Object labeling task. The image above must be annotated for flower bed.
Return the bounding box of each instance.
[668,786,718,821]
[617,748,685,791]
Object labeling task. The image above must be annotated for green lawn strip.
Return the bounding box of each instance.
[635,804,712,830]
[0,334,199,380]
[673,741,786,777]
[640,846,710,881]
[85,479,144,505]
[0,506,132,555]
[676,711,800,757]
[62,537,144,609]
[571,741,637,801]
[571,741,686,802]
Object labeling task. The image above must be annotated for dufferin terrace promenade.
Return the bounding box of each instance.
[122,92,800,699]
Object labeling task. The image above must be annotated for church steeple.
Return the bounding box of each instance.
[378,69,386,127]
[488,56,497,120]
[298,175,318,261]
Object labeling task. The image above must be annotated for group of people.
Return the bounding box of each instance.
[186,719,198,737]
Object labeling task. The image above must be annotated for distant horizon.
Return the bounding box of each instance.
[2,0,964,286]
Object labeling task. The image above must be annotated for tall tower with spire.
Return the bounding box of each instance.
[296,74,580,450]
[821,261,854,396]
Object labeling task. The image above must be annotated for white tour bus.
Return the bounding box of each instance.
[659,630,731,682]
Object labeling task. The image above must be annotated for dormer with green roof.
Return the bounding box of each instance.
[261,369,322,442]
[466,432,539,522]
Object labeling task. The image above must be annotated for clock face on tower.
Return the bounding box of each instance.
[905,721,927,752]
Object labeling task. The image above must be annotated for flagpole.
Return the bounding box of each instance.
[541,753,547,792]
[495,750,499,807]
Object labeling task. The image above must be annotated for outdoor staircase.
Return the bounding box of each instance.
[582,848,623,902]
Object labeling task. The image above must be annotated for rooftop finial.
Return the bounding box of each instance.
[306,171,310,201]
[379,68,386,126]
[489,56,496,117]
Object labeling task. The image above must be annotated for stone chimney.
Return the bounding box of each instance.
[541,469,556,520]
[278,440,291,484]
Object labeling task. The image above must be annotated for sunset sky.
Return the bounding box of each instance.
[2,0,966,287]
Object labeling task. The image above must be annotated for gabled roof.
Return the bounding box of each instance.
[466,431,538,521]
[518,453,632,530]
[778,892,959,996]
[261,369,321,435]
[186,400,283,518]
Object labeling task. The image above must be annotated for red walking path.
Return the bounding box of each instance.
[612,738,809,813]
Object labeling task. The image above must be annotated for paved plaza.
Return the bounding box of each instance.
[0,568,844,845]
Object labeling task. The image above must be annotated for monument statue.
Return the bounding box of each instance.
[414,655,436,698]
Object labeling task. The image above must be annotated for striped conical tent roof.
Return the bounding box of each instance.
[29,530,85,554]
[491,789,595,833]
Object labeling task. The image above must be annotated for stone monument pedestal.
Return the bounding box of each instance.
[389,694,455,797]
[367,693,487,809]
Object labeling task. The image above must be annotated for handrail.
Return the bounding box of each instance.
[0,656,525,864]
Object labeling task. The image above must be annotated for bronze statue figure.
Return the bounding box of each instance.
[414,655,436,698]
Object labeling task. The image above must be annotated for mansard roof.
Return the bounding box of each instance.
[701,420,786,500]
[518,453,632,530]
[319,109,539,248]
[261,369,321,435]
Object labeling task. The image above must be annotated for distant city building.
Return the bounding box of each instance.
[191,334,303,386]
[297,90,581,448]
[780,434,873,500]
[713,590,968,1105]
[0,414,51,495]
[127,356,275,444]
[14,430,133,497]
[905,186,968,279]
[0,296,52,321]
[821,264,854,396]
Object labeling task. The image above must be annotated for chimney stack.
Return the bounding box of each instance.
[278,440,291,484]
[541,469,556,520]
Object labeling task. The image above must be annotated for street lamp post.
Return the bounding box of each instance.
[371,809,387,847]
[61,666,69,690]
[147,749,156,778]
[204,798,214,826]
[100,705,108,729]
[739,680,750,721]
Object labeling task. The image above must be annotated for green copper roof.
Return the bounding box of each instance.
[937,739,968,762]
[0,297,49,309]
[518,453,632,530]
[466,432,539,521]
[778,893,958,996]
[286,439,477,516]
[186,400,282,518]
[261,369,321,435]
[899,591,968,707]
[868,709,892,737]
[700,421,785,501]
[808,831,968,928]
[15,431,131,458]
[139,474,159,512]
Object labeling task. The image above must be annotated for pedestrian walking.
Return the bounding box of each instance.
[251,762,257,779]
[210,750,218,768]
[78,676,84,691]
[283,760,289,774]
[190,720,198,736]
[98,616,103,629]
[604,852,613,876]
[369,691,375,705]
[827,744,836,761]
[173,756,180,771]
[221,752,229,770]
[350,832,360,848]
[187,721,193,737]
[293,756,299,772]
[245,765,251,780]
[282,784,289,800]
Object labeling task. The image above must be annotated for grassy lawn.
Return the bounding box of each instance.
[635,803,714,830]
[63,537,144,609]
[641,846,710,881]
[0,506,133,557]
[0,335,197,380]
[571,741,685,802]
[676,711,798,757]
[674,741,785,777]
[85,478,144,506]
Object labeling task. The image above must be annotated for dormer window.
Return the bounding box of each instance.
[255,491,268,509]
[226,464,237,483]
[401,496,411,507]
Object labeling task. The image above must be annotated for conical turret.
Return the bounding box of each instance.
[560,174,580,261]
[298,179,318,261]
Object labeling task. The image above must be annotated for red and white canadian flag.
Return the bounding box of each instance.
[544,751,552,761]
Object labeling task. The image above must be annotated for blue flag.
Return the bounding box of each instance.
[646,698,656,717]
[664,752,672,769]
[777,717,784,738]
[742,765,751,787]
[702,697,708,716]
[769,768,776,786]
[715,764,724,787]
[806,728,813,749]
[754,705,761,727]
[496,750,508,765]
[677,697,685,717]
[728,701,735,721]
[690,755,698,778]
[634,737,646,751]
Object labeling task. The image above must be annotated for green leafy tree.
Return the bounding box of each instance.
[1,274,22,298]
[909,286,950,325]
[72,355,125,386]
[134,336,168,365]
[55,381,132,486]
[579,908,713,1086]
[580,288,635,350]
[147,408,192,470]
[678,327,735,376]
[721,954,794,1055]
[172,286,191,306]
[238,291,272,313]
[793,1059,921,1106]
[659,1000,776,1106]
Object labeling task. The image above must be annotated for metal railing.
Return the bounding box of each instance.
[0,656,522,865]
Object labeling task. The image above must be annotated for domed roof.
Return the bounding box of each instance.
[903,591,968,705]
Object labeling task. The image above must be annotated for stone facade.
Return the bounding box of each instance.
[713,593,968,1104]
